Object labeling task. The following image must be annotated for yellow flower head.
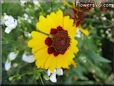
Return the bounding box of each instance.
[28,10,79,73]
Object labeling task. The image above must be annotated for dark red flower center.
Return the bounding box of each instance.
[45,26,70,56]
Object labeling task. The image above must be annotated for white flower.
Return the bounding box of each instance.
[22,53,34,63]
[20,0,29,6]
[32,0,40,7]
[47,69,51,76]
[23,13,29,20]
[102,17,107,21]
[49,72,57,83]
[3,14,17,34]
[24,32,31,38]
[8,52,17,61]
[5,60,11,71]
[4,52,18,71]
[56,68,63,76]
[23,13,32,23]
[46,68,63,83]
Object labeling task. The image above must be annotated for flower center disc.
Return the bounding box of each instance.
[45,26,70,56]
[52,31,70,54]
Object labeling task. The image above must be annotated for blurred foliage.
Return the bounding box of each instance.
[2,0,114,85]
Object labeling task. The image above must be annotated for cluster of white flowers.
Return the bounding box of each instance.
[20,0,40,7]
[5,52,18,71]
[20,0,29,6]
[18,13,33,24]
[2,14,17,34]
[5,52,35,71]
[45,69,63,83]
[23,13,32,23]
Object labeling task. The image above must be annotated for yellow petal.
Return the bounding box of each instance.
[80,28,90,36]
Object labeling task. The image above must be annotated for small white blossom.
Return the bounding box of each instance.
[4,52,18,71]
[56,68,63,76]
[22,53,34,63]
[23,13,29,20]
[46,68,63,83]
[49,72,57,83]
[5,60,11,71]
[8,52,17,61]
[23,13,32,23]
[20,0,29,6]
[24,32,31,38]
[33,0,40,7]
[2,14,17,34]
[112,18,114,22]
[47,69,51,76]
[102,17,107,21]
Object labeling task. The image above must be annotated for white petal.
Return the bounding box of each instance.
[8,52,17,61]
[56,68,63,76]
[5,27,13,34]
[4,16,14,26]
[47,69,56,76]
[22,53,34,63]
[5,60,11,71]
[8,19,17,29]
[47,69,51,76]
[49,73,57,83]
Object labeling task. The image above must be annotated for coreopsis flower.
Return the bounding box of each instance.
[28,10,78,73]
[2,14,17,34]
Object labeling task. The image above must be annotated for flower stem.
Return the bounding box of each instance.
[37,30,50,36]
[40,76,45,86]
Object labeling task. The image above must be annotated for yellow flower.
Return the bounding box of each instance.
[28,10,79,73]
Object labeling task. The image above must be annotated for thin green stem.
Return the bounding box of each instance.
[37,29,50,36]
[40,76,45,86]
[37,29,53,38]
